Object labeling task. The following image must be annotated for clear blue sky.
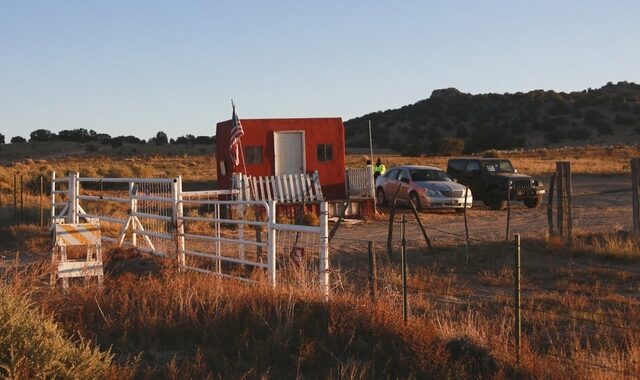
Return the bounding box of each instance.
[1,0,639,141]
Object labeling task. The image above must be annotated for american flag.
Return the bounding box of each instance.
[229,102,244,166]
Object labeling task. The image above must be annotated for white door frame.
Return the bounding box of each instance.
[273,130,306,175]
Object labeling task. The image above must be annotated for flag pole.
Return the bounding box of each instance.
[368,119,374,163]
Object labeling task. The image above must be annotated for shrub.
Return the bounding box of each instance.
[430,137,464,156]
[567,127,592,140]
[544,130,566,143]
[614,114,636,126]
[11,136,27,144]
[0,286,112,378]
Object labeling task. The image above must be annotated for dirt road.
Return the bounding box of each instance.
[330,174,634,253]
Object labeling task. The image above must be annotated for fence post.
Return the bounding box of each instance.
[319,202,330,300]
[632,158,640,237]
[547,172,556,237]
[40,175,44,227]
[267,200,277,288]
[238,205,246,260]
[463,186,470,265]
[51,171,56,223]
[13,173,16,222]
[401,214,408,323]
[20,175,23,223]
[367,240,378,302]
[68,173,77,224]
[409,198,433,252]
[129,182,137,247]
[565,162,573,245]
[174,176,185,268]
[387,185,402,260]
[514,233,521,365]
[505,180,511,241]
[556,162,564,238]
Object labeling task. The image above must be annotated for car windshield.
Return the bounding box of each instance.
[409,169,452,182]
[483,160,515,173]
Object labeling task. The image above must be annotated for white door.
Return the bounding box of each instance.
[274,131,305,175]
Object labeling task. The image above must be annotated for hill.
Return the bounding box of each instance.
[344,81,640,154]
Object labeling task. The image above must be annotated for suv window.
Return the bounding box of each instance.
[385,169,400,180]
[447,160,465,174]
[397,169,410,182]
[466,161,481,173]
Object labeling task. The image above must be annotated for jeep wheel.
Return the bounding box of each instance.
[486,188,506,210]
[409,192,422,212]
[376,188,387,206]
[524,196,542,209]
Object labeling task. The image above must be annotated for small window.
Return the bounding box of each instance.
[466,161,481,173]
[317,144,333,162]
[398,169,410,182]
[245,146,263,164]
[386,169,400,180]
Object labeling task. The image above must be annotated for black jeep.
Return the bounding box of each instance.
[446,158,545,210]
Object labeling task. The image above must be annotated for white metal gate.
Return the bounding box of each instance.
[51,172,330,295]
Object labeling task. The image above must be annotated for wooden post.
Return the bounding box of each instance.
[20,175,23,223]
[505,180,511,241]
[367,241,378,302]
[556,162,564,238]
[13,173,16,222]
[387,185,402,260]
[408,198,433,251]
[463,186,470,265]
[565,162,573,244]
[547,172,556,237]
[319,202,330,300]
[632,158,640,237]
[514,234,521,365]
[39,176,44,227]
[401,215,408,323]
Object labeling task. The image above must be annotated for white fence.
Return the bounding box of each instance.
[231,171,323,203]
[346,166,375,198]
[51,172,330,295]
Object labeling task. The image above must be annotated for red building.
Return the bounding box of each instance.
[215,118,347,200]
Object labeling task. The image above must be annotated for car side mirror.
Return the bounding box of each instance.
[401,178,410,183]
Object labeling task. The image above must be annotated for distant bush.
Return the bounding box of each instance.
[582,109,604,127]
[10,136,26,144]
[567,127,592,140]
[595,122,614,136]
[430,137,464,156]
[614,114,636,126]
[544,130,566,143]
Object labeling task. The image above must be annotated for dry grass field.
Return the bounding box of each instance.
[1,144,639,378]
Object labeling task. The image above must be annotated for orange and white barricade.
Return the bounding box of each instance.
[52,223,103,289]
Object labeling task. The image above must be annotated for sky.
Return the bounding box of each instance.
[1,0,639,141]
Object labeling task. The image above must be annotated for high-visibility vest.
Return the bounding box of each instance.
[374,164,386,175]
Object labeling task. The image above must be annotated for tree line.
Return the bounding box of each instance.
[0,129,215,147]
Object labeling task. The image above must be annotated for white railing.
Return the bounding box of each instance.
[231,171,324,203]
[51,172,330,295]
[346,166,375,198]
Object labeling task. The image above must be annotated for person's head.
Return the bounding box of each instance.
[366,159,372,165]
[376,158,382,165]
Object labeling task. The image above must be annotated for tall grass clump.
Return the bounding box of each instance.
[0,286,113,379]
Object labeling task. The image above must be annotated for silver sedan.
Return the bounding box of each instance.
[375,165,473,212]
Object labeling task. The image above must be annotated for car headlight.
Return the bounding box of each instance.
[426,188,443,197]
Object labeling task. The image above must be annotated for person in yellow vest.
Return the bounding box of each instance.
[373,158,386,180]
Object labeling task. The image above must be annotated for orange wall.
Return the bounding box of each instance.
[216,118,346,199]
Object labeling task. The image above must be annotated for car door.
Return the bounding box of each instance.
[396,168,412,204]
[382,169,401,200]
[464,160,483,198]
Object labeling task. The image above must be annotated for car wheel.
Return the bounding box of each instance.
[524,196,542,209]
[376,188,387,206]
[409,192,422,212]
[486,188,506,210]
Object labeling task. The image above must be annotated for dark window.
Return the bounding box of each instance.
[447,160,466,174]
[466,161,481,173]
[317,144,333,162]
[397,169,410,182]
[245,146,263,164]
[385,169,400,180]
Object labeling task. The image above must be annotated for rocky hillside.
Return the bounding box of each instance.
[345,81,640,155]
